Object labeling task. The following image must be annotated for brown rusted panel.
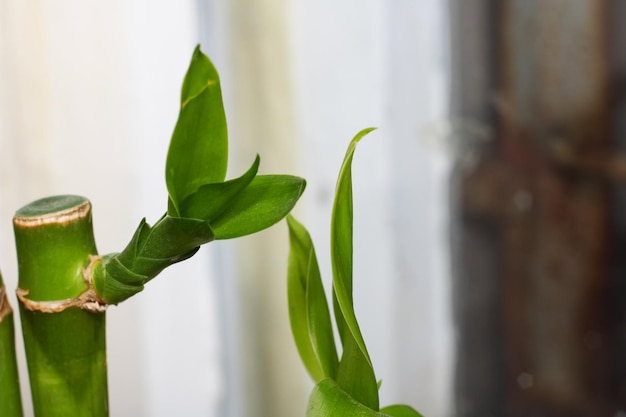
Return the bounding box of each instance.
[453,0,618,415]
[500,0,610,153]
[495,0,613,415]
[501,169,611,415]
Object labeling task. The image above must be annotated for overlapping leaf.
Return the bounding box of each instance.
[211,175,305,239]
[178,156,260,221]
[287,215,338,382]
[306,379,423,417]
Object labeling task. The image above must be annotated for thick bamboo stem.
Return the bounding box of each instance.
[13,195,108,417]
[0,273,23,417]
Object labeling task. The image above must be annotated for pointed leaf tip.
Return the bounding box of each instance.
[181,47,220,106]
[166,47,228,210]
[330,128,379,409]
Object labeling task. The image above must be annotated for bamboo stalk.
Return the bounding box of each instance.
[0,272,23,417]
[8,47,305,416]
[13,195,108,417]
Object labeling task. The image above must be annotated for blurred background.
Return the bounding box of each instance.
[2,1,625,416]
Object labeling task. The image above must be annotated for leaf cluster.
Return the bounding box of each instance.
[94,47,305,304]
[287,129,423,417]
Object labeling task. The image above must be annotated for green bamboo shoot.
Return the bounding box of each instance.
[14,195,108,417]
[0,272,23,417]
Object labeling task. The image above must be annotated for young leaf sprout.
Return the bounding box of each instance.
[287,129,424,417]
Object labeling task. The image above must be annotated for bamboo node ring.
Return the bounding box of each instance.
[16,256,107,314]
[0,284,12,322]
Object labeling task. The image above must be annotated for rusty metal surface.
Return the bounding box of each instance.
[452,0,620,415]
[498,1,611,414]
[500,0,609,149]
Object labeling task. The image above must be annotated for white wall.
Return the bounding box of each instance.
[0,1,453,416]
[0,2,219,416]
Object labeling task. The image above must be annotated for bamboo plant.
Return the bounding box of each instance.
[7,46,305,416]
[287,129,423,417]
[0,272,23,417]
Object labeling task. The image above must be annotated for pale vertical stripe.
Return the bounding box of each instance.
[384,2,453,416]
[225,1,309,416]
[118,2,222,416]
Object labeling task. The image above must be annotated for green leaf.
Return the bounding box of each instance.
[96,215,212,304]
[331,127,376,356]
[179,155,259,221]
[307,379,421,417]
[166,46,228,212]
[132,215,213,265]
[287,215,339,382]
[379,405,424,417]
[211,175,306,239]
[307,379,380,417]
[335,334,379,411]
[92,47,306,306]
[330,127,379,409]
[167,198,180,217]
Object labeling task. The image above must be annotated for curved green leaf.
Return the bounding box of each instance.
[331,127,376,357]
[331,127,379,409]
[166,46,228,211]
[211,175,306,239]
[380,405,424,417]
[287,215,338,382]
